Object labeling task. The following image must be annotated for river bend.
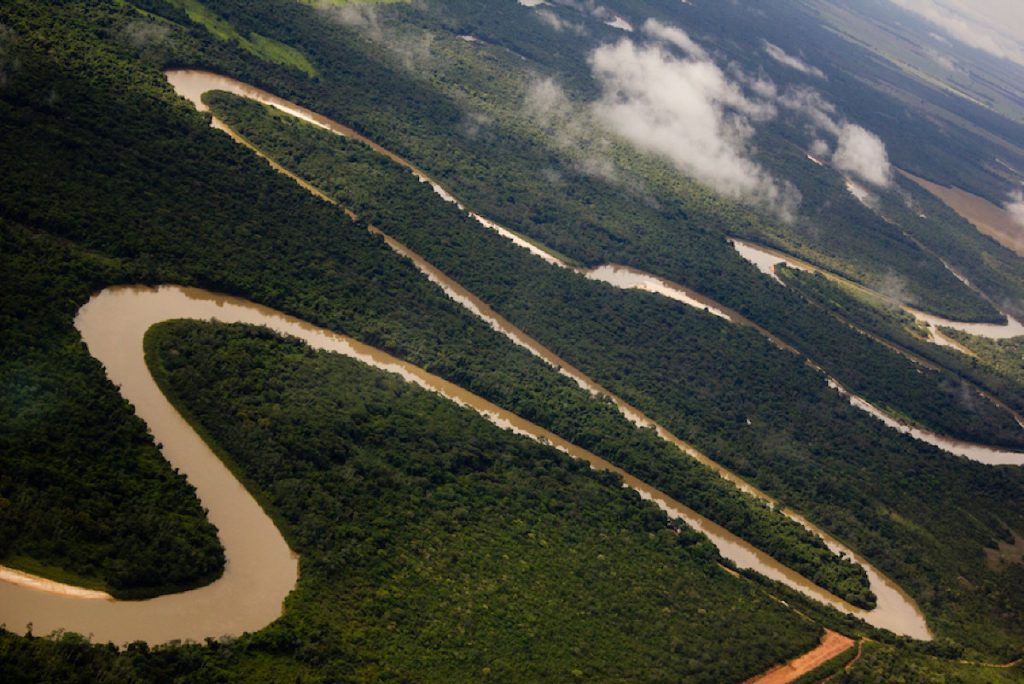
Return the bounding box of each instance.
[0,71,939,643]
[731,239,1024,466]
[163,71,940,631]
[164,72,929,634]
[1,286,930,643]
[166,72,1024,467]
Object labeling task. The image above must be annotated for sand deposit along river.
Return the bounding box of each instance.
[0,71,939,645]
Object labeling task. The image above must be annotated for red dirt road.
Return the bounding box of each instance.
[746,629,856,684]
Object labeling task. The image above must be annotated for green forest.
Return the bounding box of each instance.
[2,0,1023,681]
[145,319,822,681]
[778,269,1024,417]
[0,0,879,610]
[205,90,1024,453]
[198,89,1024,655]
[0,223,224,598]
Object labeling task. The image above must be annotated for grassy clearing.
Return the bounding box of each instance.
[166,0,317,75]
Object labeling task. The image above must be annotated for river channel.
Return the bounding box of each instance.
[164,71,1024,467]
[0,70,938,644]
[731,238,1024,341]
[731,238,1024,466]
[0,286,931,643]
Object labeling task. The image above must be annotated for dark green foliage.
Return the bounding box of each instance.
[780,268,1024,416]
[2,0,1024,676]
[832,640,1024,683]
[790,645,857,684]
[202,92,1024,458]
[881,175,1024,323]
[139,319,821,681]
[205,90,1024,654]
[180,0,1022,449]
[205,92,879,608]
[0,0,877,611]
[942,332,1024,398]
[743,116,1004,324]
[0,628,306,683]
[136,0,1002,321]
[0,221,224,597]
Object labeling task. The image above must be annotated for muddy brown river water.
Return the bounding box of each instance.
[0,286,930,642]
[0,71,937,644]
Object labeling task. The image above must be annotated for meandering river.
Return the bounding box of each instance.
[731,238,1024,341]
[164,71,1024,466]
[1,70,939,644]
[730,239,1024,466]
[0,288,298,645]
[0,286,930,643]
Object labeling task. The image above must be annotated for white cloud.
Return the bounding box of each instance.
[749,76,778,99]
[1008,203,1024,227]
[320,2,383,37]
[523,77,620,184]
[923,46,957,71]
[810,139,831,157]
[317,3,435,71]
[532,18,893,213]
[777,85,841,135]
[120,19,171,52]
[605,16,634,32]
[570,0,614,21]
[1007,191,1024,229]
[844,177,878,208]
[526,77,570,116]
[545,0,619,23]
[642,18,707,59]
[763,41,825,78]
[534,9,586,34]
[888,0,1024,66]
[833,124,893,187]
[776,85,894,188]
[589,28,797,215]
[458,110,492,140]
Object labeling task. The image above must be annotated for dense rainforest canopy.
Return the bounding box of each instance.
[2,0,1023,681]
